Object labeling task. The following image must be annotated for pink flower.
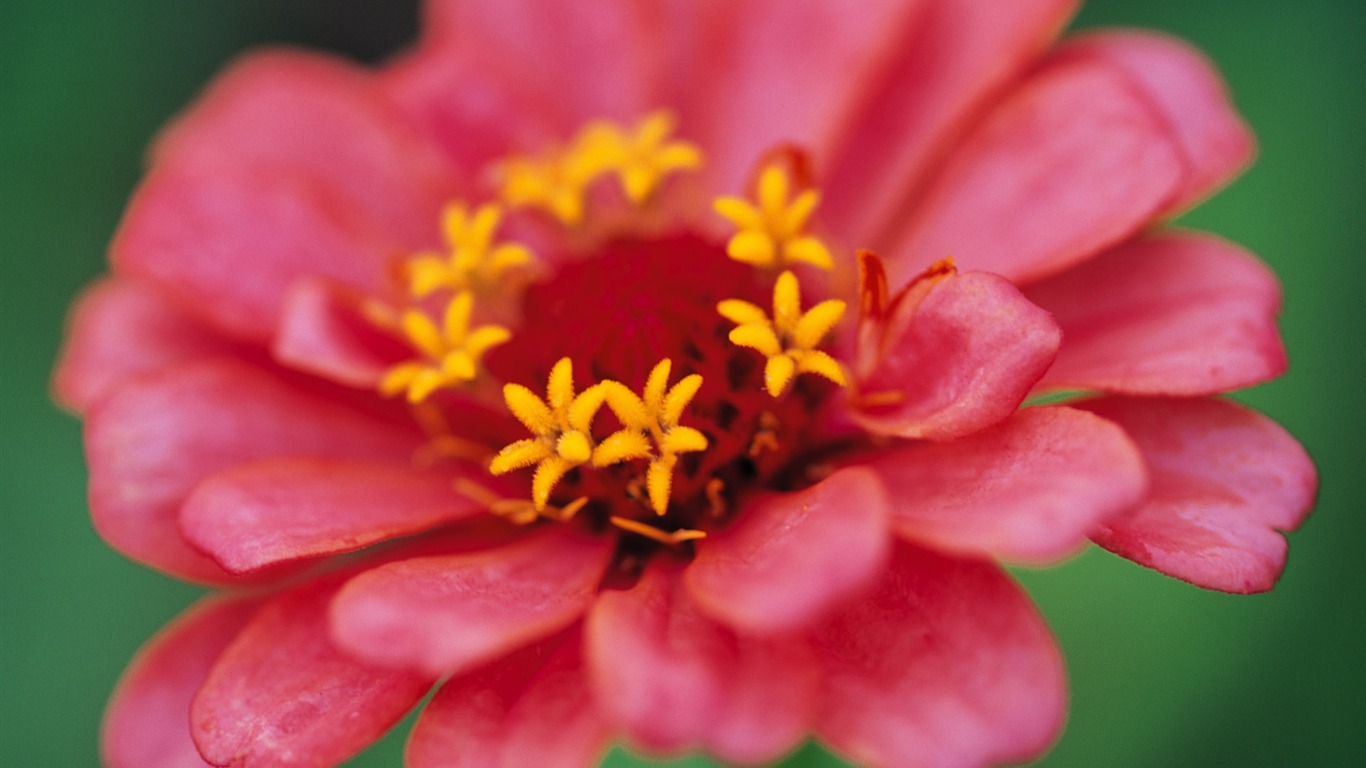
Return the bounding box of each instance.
[56,2,1317,767]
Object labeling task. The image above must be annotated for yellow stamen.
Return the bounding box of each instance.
[713,162,835,270]
[594,359,708,515]
[379,292,510,403]
[609,516,707,545]
[500,111,701,225]
[405,202,534,298]
[718,270,848,397]
[489,358,608,509]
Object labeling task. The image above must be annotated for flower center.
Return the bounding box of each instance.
[485,236,839,538]
[372,111,852,547]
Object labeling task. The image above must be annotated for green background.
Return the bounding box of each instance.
[2,1,1362,765]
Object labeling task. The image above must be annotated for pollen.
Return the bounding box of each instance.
[499,111,700,226]
[379,291,511,403]
[713,161,834,270]
[489,358,609,510]
[593,359,709,515]
[719,270,847,397]
[405,202,535,298]
[595,110,702,204]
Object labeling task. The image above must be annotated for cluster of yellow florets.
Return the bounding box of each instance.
[372,117,849,542]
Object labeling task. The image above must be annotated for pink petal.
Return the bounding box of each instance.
[272,278,408,389]
[407,629,609,768]
[814,542,1066,768]
[1082,397,1317,593]
[192,576,432,768]
[52,278,239,414]
[181,458,488,575]
[330,527,614,676]
[150,49,454,248]
[824,0,1080,245]
[685,467,891,633]
[102,596,261,768]
[1028,231,1286,396]
[113,163,399,344]
[116,50,455,342]
[676,0,923,194]
[395,0,659,175]
[427,0,656,125]
[85,359,420,583]
[853,266,1060,441]
[863,406,1146,563]
[883,55,1184,287]
[587,562,819,765]
[1057,31,1256,217]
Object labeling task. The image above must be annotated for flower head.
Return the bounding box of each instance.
[56,3,1316,768]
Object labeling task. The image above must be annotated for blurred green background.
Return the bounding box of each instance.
[2,1,1362,765]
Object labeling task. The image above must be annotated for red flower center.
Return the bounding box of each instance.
[485,234,842,544]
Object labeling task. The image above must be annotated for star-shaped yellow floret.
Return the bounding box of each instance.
[379,292,511,403]
[718,270,848,397]
[489,358,609,510]
[406,202,535,298]
[712,162,834,270]
[501,112,701,225]
[593,359,708,516]
[589,110,702,204]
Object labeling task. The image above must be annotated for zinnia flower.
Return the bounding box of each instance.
[56,2,1318,767]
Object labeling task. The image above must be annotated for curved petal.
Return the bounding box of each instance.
[181,458,488,575]
[1057,30,1256,216]
[587,562,819,765]
[116,50,456,342]
[192,576,433,768]
[824,0,1080,245]
[676,0,926,195]
[1082,397,1317,593]
[150,49,455,247]
[53,278,238,414]
[685,467,891,634]
[330,527,614,676]
[814,542,1066,768]
[1028,231,1286,396]
[863,406,1146,563]
[102,596,261,768]
[853,268,1060,441]
[272,278,410,389]
[407,629,609,768]
[85,358,420,583]
[883,55,1184,286]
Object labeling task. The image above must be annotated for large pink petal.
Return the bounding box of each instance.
[587,562,819,765]
[150,49,455,247]
[113,163,399,344]
[407,629,609,768]
[116,51,455,342]
[882,55,1184,286]
[85,359,420,583]
[1028,231,1286,396]
[814,542,1065,768]
[181,458,488,575]
[863,406,1146,563]
[824,0,1080,246]
[675,0,925,194]
[1082,397,1316,593]
[853,268,1060,441]
[330,527,613,676]
[685,467,891,634]
[192,576,432,768]
[1057,31,1255,217]
[102,597,261,768]
[53,278,239,414]
[271,278,409,390]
